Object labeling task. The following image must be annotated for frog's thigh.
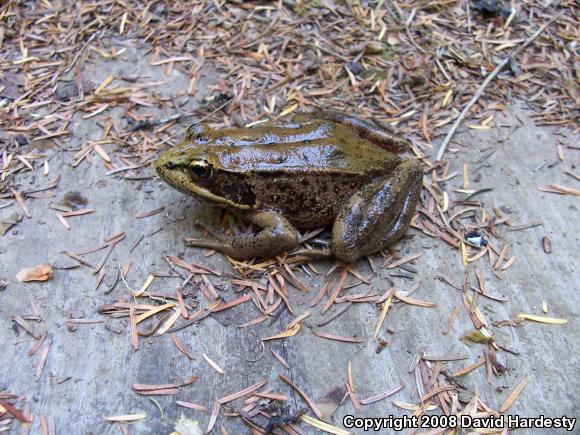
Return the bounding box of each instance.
[331,160,422,262]
[232,211,300,258]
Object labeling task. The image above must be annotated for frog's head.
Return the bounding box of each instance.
[155,123,254,209]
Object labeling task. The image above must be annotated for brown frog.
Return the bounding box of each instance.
[155,111,422,262]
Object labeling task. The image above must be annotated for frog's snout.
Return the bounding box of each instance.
[154,155,173,181]
[162,160,177,170]
[153,158,164,174]
[155,149,179,174]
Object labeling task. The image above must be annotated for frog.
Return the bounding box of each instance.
[155,111,423,262]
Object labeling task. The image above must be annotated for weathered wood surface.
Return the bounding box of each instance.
[1,52,578,434]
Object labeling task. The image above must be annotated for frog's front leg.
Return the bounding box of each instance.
[185,210,300,259]
[331,160,423,262]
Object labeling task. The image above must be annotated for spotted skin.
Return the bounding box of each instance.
[155,112,423,261]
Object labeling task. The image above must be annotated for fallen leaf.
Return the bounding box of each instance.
[301,414,350,435]
[16,264,54,282]
[517,314,567,324]
[499,375,529,413]
[172,415,203,435]
[103,412,147,422]
[261,323,301,341]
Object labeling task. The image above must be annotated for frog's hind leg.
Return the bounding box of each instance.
[185,210,300,260]
[331,160,422,263]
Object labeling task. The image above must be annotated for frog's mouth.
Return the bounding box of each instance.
[156,162,254,210]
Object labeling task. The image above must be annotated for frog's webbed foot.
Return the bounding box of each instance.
[185,210,300,260]
[331,160,423,263]
[194,221,229,242]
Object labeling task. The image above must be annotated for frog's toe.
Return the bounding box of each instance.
[195,221,228,242]
[331,160,422,262]
[184,237,233,253]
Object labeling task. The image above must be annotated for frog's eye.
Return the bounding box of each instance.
[187,123,209,141]
[189,159,213,180]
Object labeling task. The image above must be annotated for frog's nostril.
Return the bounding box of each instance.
[166,161,176,170]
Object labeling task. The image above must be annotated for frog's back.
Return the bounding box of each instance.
[210,120,401,177]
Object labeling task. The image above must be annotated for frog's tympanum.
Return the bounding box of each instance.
[155,111,422,262]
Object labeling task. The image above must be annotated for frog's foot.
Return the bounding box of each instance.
[194,221,228,242]
[291,247,333,258]
[185,210,300,260]
[331,160,423,263]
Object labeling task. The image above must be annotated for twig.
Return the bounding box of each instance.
[405,8,425,53]
[130,113,182,131]
[435,12,563,161]
[465,0,472,34]
[197,98,233,123]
